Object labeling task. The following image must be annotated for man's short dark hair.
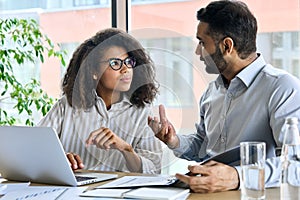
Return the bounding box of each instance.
[197,0,257,59]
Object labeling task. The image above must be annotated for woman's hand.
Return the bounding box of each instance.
[86,127,142,172]
[66,152,84,170]
[86,127,132,152]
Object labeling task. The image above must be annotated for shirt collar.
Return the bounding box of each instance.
[215,53,266,88]
[93,90,133,110]
[236,53,266,87]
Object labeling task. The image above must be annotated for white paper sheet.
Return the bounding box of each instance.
[0,182,30,195]
[80,188,131,198]
[96,175,177,188]
[81,187,189,200]
[124,187,190,200]
[1,186,88,200]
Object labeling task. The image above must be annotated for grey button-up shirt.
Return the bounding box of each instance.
[173,54,300,187]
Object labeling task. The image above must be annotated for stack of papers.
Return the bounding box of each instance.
[0,176,189,199]
[96,175,177,188]
[81,187,189,200]
[80,175,190,200]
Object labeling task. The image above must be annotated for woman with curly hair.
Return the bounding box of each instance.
[38,28,162,174]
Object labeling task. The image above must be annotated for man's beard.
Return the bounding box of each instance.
[203,47,227,74]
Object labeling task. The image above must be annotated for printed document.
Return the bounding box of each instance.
[96,175,177,188]
[81,187,190,200]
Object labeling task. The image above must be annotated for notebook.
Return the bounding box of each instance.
[0,126,118,186]
[81,187,190,200]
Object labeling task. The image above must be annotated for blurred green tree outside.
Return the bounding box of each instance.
[0,18,66,126]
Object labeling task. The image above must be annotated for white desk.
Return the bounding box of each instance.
[0,171,283,199]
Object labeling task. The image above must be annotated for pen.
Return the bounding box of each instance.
[82,186,93,193]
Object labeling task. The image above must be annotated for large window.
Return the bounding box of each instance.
[271,32,300,76]
[140,37,194,107]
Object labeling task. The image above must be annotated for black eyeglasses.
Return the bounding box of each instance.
[100,57,137,71]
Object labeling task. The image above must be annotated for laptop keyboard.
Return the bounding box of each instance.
[75,175,96,182]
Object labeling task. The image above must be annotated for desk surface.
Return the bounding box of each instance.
[1,171,281,200]
[187,188,280,200]
[75,171,281,200]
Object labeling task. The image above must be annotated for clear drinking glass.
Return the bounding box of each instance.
[240,142,266,200]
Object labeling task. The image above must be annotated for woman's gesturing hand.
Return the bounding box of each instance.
[86,127,132,152]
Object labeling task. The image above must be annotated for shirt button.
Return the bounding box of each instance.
[220,137,226,143]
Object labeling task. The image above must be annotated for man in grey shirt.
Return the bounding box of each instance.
[149,0,300,193]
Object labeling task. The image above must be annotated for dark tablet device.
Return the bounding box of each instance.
[200,145,240,166]
[173,146,240,189]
